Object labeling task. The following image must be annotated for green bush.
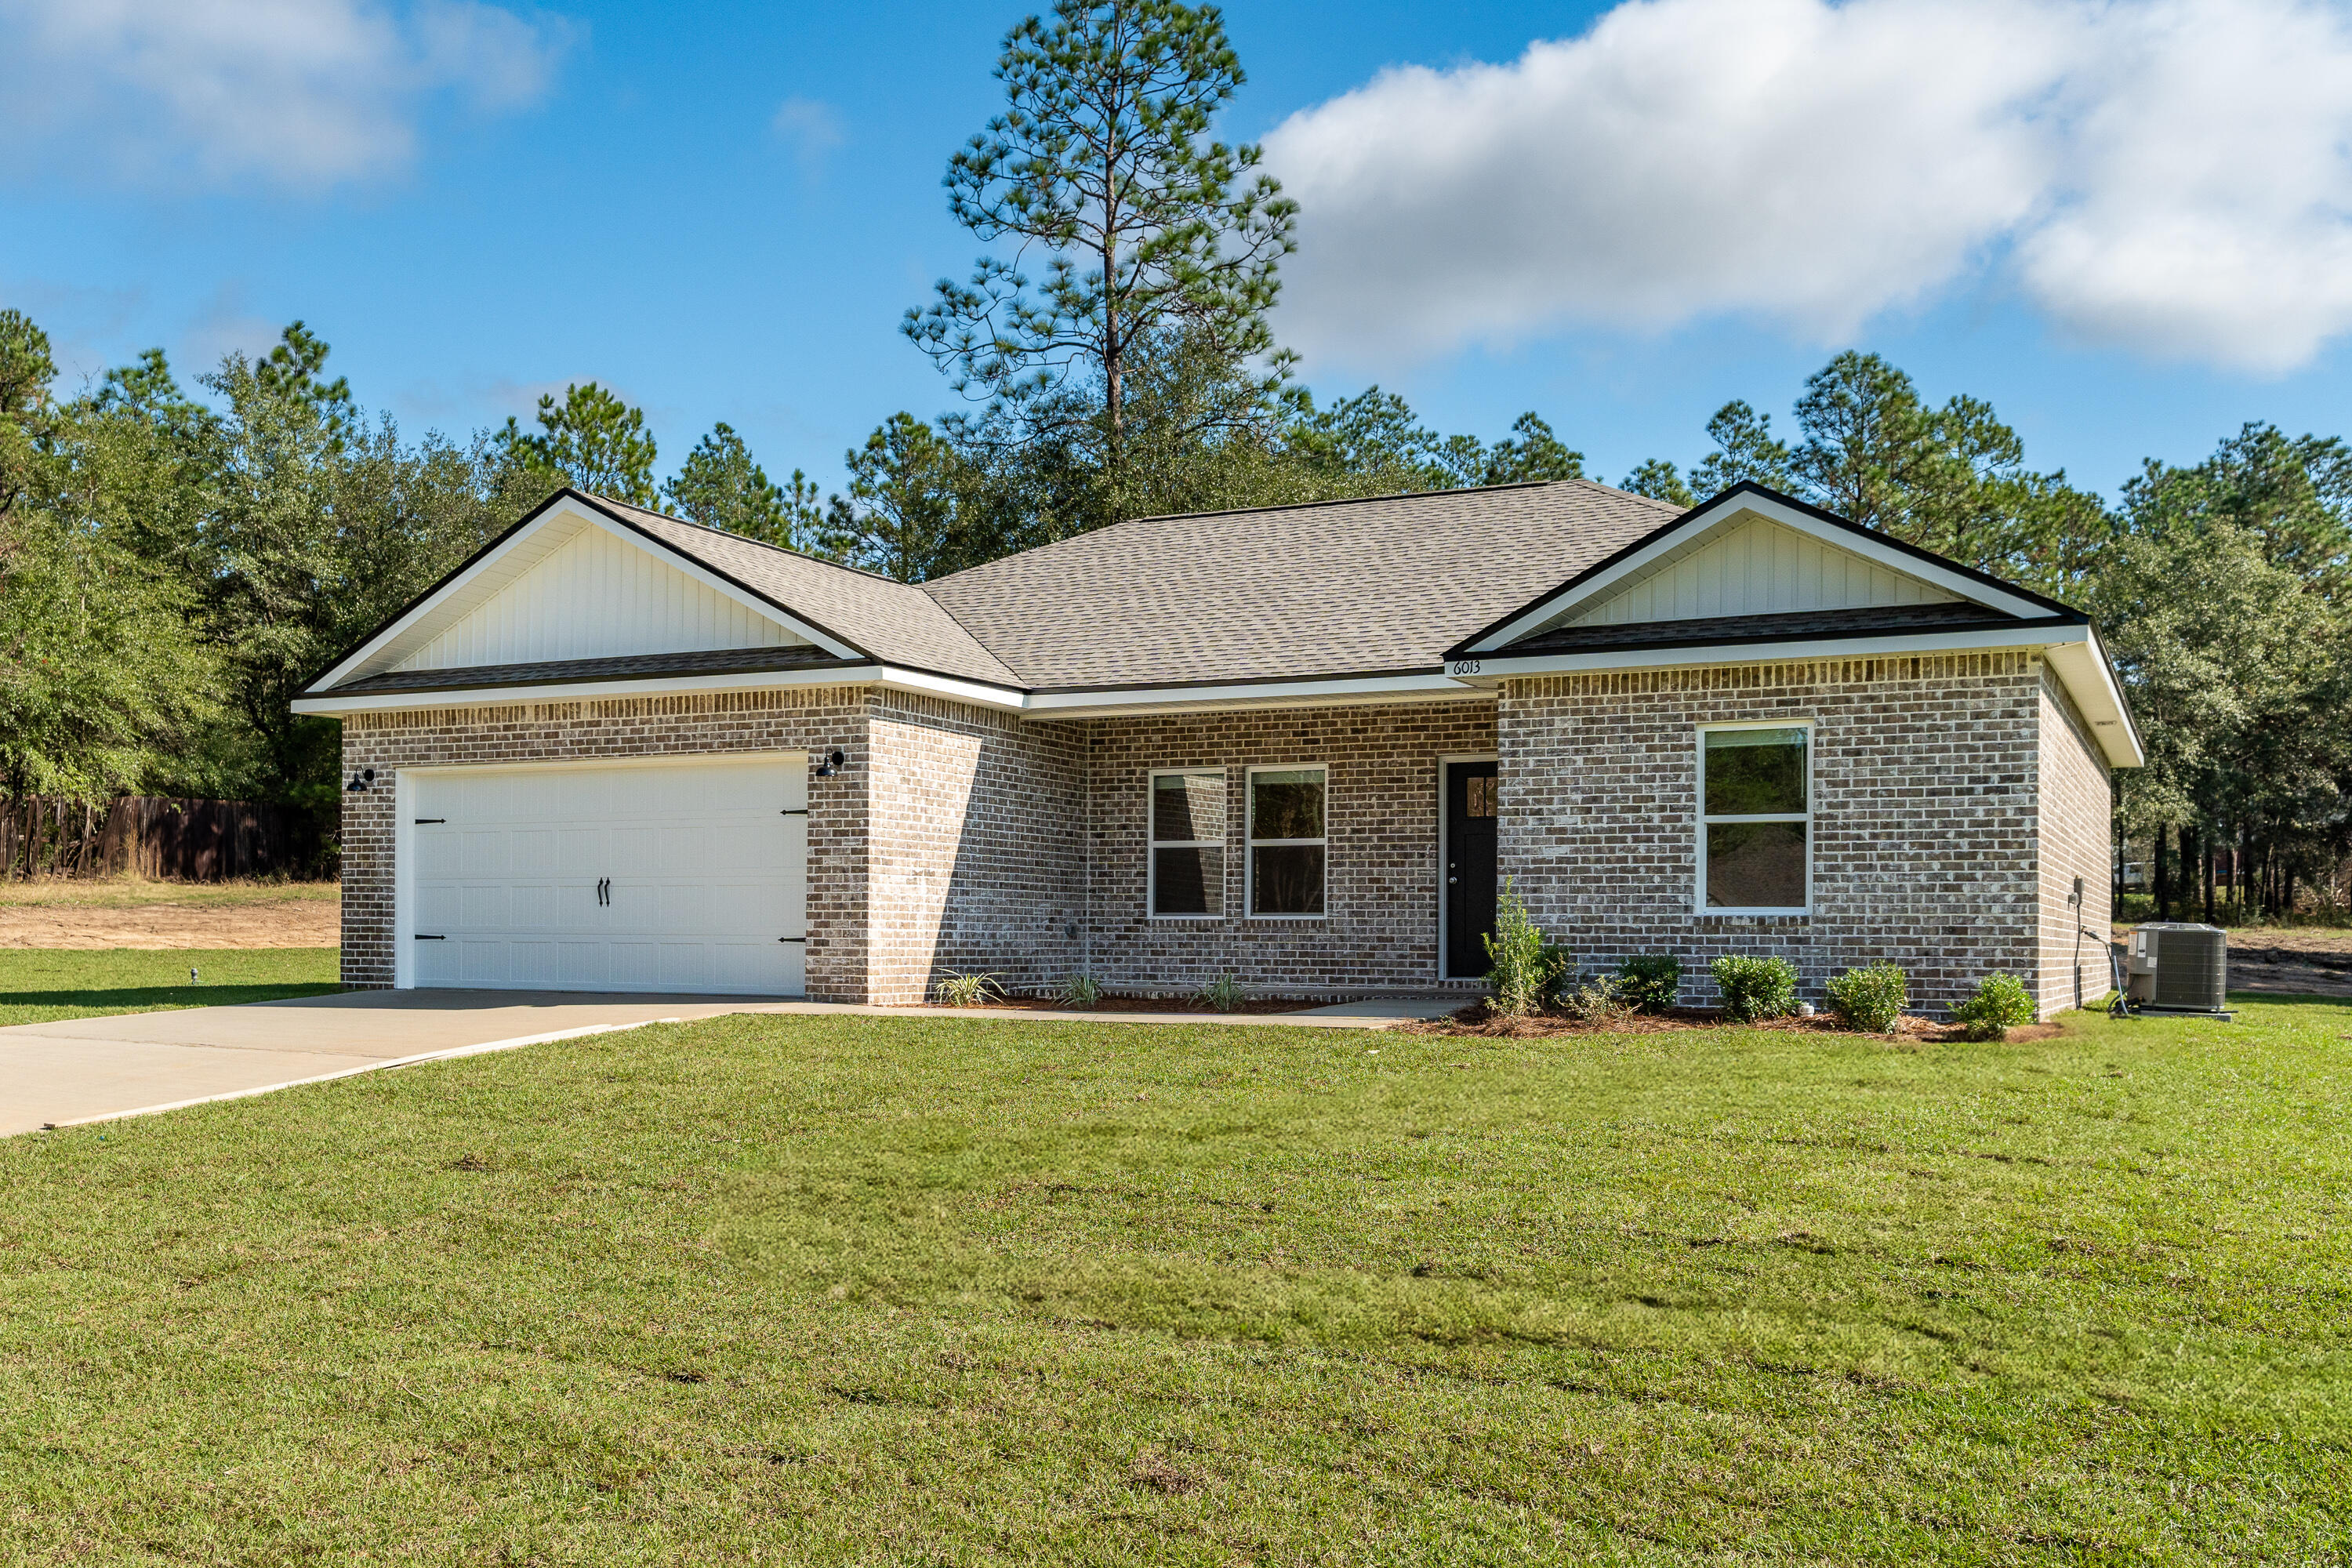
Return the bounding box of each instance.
[1483,880,1563,1018]
[932,971,1003,1007]
[1537,943,1575,1012]
[1825,964,1908,1033]
[1558,973,1632,1025]
[1711,954,1798,1023]
[1200,973,1246,1013]
[1954,972,2037,1040]
[1058,971,1102,1010]
[1617,954,1682,1013]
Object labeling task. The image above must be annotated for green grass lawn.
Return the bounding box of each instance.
[0,946,342,1026]
[1,1001,2345,1563]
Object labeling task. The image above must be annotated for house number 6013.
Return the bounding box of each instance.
[1447,659,1482,677]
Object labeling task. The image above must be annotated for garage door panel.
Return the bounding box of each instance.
[408,755,804,996]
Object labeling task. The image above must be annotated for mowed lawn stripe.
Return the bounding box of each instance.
[0,1004,2345,1563]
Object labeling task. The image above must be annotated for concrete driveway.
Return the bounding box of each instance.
[1,990,1465,1137]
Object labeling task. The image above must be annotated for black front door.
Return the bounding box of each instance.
[1443,760,1499,978]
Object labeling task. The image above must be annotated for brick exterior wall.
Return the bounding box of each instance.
[339,687,872,1000]
[2036,665,2116,1015]
[1497,652,2057,1015]
[339,654,2111,1014]
[1076,702,1497,996]
[866,692,1086,1004]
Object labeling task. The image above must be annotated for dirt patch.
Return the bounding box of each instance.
[1399,1005,2063,1044]
[0,898,339,950]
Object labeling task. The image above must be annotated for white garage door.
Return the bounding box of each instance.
[408,754,807,995]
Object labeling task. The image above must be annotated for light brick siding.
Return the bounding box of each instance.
[1076,702,1497,996]
[1497,652,2061,1015]
[339,653,2111,1014]
[339,687,871,1000]
[2037,666,2115,1015]
[866,693,1086,1004]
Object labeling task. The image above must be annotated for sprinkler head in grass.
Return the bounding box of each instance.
[191,967,199,984]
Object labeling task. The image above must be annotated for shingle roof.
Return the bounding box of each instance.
[917,481,1682,689]
[331,645,855,696]
[1501,600,2052,657]
[591,498,1026,688]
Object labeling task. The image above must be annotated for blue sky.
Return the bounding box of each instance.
[6,0,2351,500]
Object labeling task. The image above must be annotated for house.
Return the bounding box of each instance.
[292,480,2139,1015]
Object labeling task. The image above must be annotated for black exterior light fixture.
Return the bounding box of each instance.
[345,767,376,793]
[813,750,847,779]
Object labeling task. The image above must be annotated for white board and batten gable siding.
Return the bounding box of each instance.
[1564,514,1958,629]
[394,517,803,673]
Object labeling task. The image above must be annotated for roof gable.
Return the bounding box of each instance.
[387,514,807,675]
[1458,484,2072,657]
[1556,511,1959,630]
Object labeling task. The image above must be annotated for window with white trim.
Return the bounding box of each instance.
[1697,724,1810,913]
[1149,770,1225,917]
[1248,765,1326,916]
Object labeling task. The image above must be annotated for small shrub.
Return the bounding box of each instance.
[1558,972,1632,1025]
[1617,954,1682,1014]
[1537,942,1575,1012]
[932,971,1003,1007]
[1954,971,2037,1040]
[1058,971,1103,1010]
[1200,973,1246,1012]
[1711,954,1798,1023]
[1825,964,1908,1033]
[1483,880,1563,1018]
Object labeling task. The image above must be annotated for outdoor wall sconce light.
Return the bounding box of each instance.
[813,750,846,779]
[345,767,376,793]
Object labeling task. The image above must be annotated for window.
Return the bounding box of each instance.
[1248,766,1327,916]
[1149,771,1225,916]
[1698,725,1809,913]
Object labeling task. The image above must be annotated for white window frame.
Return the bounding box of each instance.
[1695,720,1813,916]
[1147,768,1227,920]
[1247,762,1329,920]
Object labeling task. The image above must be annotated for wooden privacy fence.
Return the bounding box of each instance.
[0,796,338,881]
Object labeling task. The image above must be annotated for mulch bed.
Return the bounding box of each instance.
[1399,1004,2062,1044]
[927,994,1319,1015]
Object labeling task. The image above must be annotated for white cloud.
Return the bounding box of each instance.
[771,96,845,176]
[1264,0,2352,375]
[0,0,576,190]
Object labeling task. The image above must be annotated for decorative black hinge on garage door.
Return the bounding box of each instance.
[779,808,808,815]
[777,936,806,943]
[415,934,446,940]
[414,818,446,824]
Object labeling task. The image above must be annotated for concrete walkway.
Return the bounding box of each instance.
[0,989,1468,1137]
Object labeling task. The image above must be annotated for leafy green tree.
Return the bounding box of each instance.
[502,383,658,505]
[1466,413,1583,486]
[906,0,1298,488]
[2122,423,2352,597]
[823,414,974,582]
[1690,400,1793,495]
[1620,458,1695,506]
[663,422,822,548]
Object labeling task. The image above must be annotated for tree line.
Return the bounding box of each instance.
[2,0,2347,914]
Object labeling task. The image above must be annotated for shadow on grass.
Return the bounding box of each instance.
[1,982,344,1014]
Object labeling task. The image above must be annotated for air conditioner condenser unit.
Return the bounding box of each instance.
[2124,923,2233,1017]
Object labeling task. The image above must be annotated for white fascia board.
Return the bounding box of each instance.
[1467,493,2054,654]
[2045,628,2146,768]
[572,508,860,659]
[1021,671,1485,720]
[294,663,1026,717]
